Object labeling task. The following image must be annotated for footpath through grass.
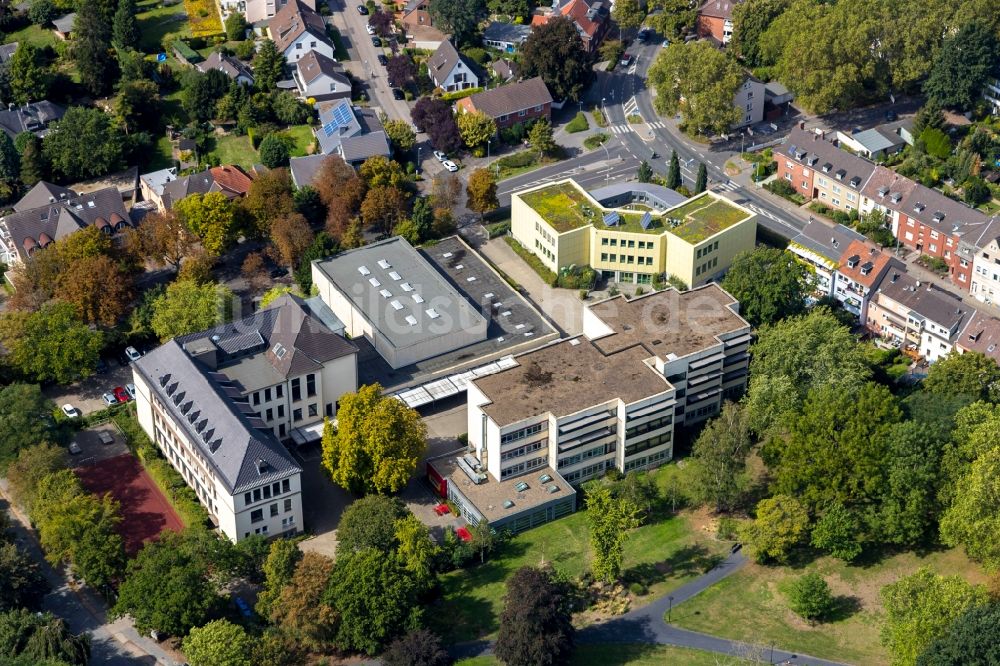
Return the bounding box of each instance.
[673,547,986,665]
[457,644,750,665]
[432,465,729,644]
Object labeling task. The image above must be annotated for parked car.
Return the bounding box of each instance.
[356,4,368,14]
[433,150,447,162]
[885,109,898,122]
[442,160,459,172]
[365,23,375,35]
[125,346,142,362]
[95,358,109,373]
[126,383,137,400]
[620,53,633,67]
[102,392,118,406]
[61,404,80,418]
[99,432,114,446]
[391,88,405,100]
[372,36,382,47]
[69,442,82,455]
[637,28,650,42]
[377,54,388,66]
[113,386,130,403]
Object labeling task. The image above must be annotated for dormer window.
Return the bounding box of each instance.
[847,254,860,268]
[822,163,832,173]
[933,211,945,223]
[913,202,925,213]
[890,192,902,203]
[878,186,889,197]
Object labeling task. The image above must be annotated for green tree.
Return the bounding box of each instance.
[253,39,285,91]
[586,486,641,582]
[912,100,946,135]
[721,246,812,327]
[457,111,496,152]
[730,0,790,67]
[73,0,114,96]
[666,150,680,189]
[150,279,233,342]
[42,106,125,181]
[28,0,57,25]
[428,0,484,46]
[810,501,863,562]
[409,196,435,242]
[695,162,707,192]
[919,126,952,159]
[321,384,427,494]
[940,447,1000,568]
[521,16,593,102]
[254,539,302,617]
[964,177,991,207]
[880,568,987,666]
[382,629,451,666]
[174,191,239,255]
[688,401,752,513]
[294,232,337,293]
[183,620,256,666]
[917,603,1000,666]
[395,514,439,587]
[0,542,49,612]
[19,134,46,187]
[648,42,742,135]
[0,130,20,191]
[611,0,644,31]
[495,566,574,666]
[224,12,247,41]
[9,42,49,104]
[259,133,291,168]
[324,548,421,655]
[383,119,416,153]
[115,79,161,134]
[465,168,498,221]
[528,119,556,157]
[637,160,653,183]
[335,495,406,554]
[183,68,231,122]
[924,20,999,110]
[0,385,53,472]
[268,552,336,650]
[0,609,90,665]
[111,0,139,49]
[739,494,810,564]
[787,572,836,623]
[112,533,221,636]
[745,308,872,435]
[0,302,103,384]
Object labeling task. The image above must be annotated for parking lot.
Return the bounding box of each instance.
[43,353,139,417]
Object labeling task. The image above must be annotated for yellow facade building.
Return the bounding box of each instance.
[510,179,757,288]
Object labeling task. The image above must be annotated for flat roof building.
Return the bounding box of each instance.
[511,178,756,289]
[312,237,490,370]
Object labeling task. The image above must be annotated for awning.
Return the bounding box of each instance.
[289,420,328,446]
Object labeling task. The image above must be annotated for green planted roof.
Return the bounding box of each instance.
[665,195,750,243]
[518,181,596,232]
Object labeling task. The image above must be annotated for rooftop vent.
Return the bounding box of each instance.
[405,314,417,326]
[159,373,172,387]
[849,176,861,187]
[401,282,413,292]
[547,484,560,494]
[413,294,424,304]
[390,299,403,310]
[514,481,529,492]
[860,261,873,275]
[208,440,222,453]
[807,156,819,166]
[913,202,925,213]
[502,499,515,509]
[377,259,391,269]
[539,473,553,483]
[388,271,401,280]
[890,192,902,203]
[358,265,370,276]
[878,186,889,197]
[426,308,440,319]
[256,459,270,474]
[822,163,832,173]
[379,289,392,298]
[569,339,581,346]
[368,277,381,287]
[835,169,846,180]
[795,149,807,160]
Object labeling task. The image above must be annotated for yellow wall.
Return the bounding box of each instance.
[667,215,757,287]
[590,230,663,275]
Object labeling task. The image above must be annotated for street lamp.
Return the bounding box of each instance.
[667,595,675,622]
[600,97,611,183]
[416,146,421,176]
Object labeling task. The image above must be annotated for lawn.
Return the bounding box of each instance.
[673,548,986,665]
[518,181,595,232]
[207,134,255,168]
[147,136,176,171]
[5,23,59,50]
[457,644,749,665]
[285,124,316,157]
[431,465,729,644]
[137,0,189,54]
[667,195,750,243]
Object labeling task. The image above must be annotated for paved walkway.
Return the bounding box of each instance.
[0,480,184,665]
[452,550,848,666]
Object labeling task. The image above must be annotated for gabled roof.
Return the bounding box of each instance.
[339,131,391,163]
[783,126,876,189]
[877,271,971,334]
[697,0,741,20]
[133,340,303,494]
[459,77,552,120]
[296,49,349,87]
[289,154,329,189]
[837,239,899,289]
[209,165,254,196]
[789,219,866,266]
[52,12,75,33]
[140,167,179,198]
[958,310,1000,362]
[3,187,131,261]
[559,0,605,38]
[0,101,66,139]
[482,21,532,44]
[0,42,18,65]
[14,181,76,212]
[492,58,518,81]
[315,98,369,155]
[427,40,474,86]
[197,51,254,83]
[160,166,252,209]
[271,0,329,54]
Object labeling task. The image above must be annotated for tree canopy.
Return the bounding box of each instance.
[721,247,812,327]
[924,20,999,110]
[739,494,810,564]
[335,495,406,555]
[149,279,233,342]
[42,106,125,181]
[183,620,256,666]
[923,351,1000,403]
[0,302,103,384]
[428,0,484,46]
[175,191,240,256]
[648,42,743,135]
[494,566,574,666]
[586,486,641,582]
[0,609,90,665]
[917,603,1000,666]
[411,98,461,154]
[520,17,593,102]
[0,385,55,471]
[688,401,752,512]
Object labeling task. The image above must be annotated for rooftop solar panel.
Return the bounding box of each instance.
[639,212,653,230]
[603,211,620,226]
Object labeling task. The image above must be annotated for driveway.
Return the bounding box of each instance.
[290,442,353,558]
[44,362,135,417]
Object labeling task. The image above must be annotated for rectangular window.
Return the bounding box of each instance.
[277,405,285,418]
[308,404,318,418]
[282,479,290,493]
[265,408,273,421]
[264,388,272,402]
[252,392,260,406]
[601,238,608,245]
[306,374,316,398]
[270,503,279,517]
[244,492,251,505]
[293,408,302,422]
[253,488,261,502]
[251,509,263,523]
[263,485,271,499]
[326,403,333,417]
[276,385,283,398]
[284,498,292,512]
[291,378,301,402]
[279,423,286,437]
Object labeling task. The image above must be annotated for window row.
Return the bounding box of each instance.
[500,422,545,445]
[244,478,292,506]
[600,254,654,266]
[500,455,547,479]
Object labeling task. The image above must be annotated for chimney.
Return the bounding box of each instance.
[916,280,921,287]
[798,120,805,130]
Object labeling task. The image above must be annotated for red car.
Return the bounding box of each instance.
[113,386,130,403]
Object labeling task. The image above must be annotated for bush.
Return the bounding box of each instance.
[556,264,595,289]
[496,151,536,169]
[504,236,556,283]
[566,111,589,133]
[786,572,836,623]
[628,581,647,596]
[584,133,610,150]
[259,133,291,168]
[717,517,740,540]
[591,108,608,128]
[485,220,510,238]
[439,87,483,102]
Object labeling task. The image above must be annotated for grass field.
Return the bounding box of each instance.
[147,136,176,171]
[431,465,728,644]
[137,0,189,54]
[206,134,255,168]
[6,23,59,50]
[285,124,316,157]
[673,548,986,665]
[456,644,749,665]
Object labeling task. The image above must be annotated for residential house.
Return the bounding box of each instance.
[787,219,867,298]
[160,165,255,211]
[966,217,1000,305]
[835,120,912,160]
[866,270,972,362]
[0,185,132,265]
[197,52,255,87]
[270,0,332,63]
[832,239,902,319]
[491,58,519,83]
[0,101,65,139]
[289,154,328,189]
[775,126,877,213]
[696,0,741,44]
[140,167,179,210]
[456,77,552,131]
[0,42,18,65]
[223,0,316,26]
[860,165,990,290]
[314,98,391,165]
[482,22,532,53]
[294,50,351,102]
[763,81,794,119]
[732,76,764,129]
[531,0,609,54]
[427,40,479,93]
[956,310,1000,364]
[52,13,75,39]
[397,0,446,49]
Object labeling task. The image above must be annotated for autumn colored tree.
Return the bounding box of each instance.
[359,155,408,190]
[55,254,134,327]
[456,111,497,152]
[361,186,408,235]
[431,173,462,211]
[174,192,239,256]
[270,212,314,268]
[241,251,270,293]
[149,279,233,341]
[269,551,337,650]
[243,168,296,239]
[177,249,217,284]
[466,168,498,220]
[313,154,359,206]
[123,210,196,270]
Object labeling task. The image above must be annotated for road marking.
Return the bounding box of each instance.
[622,96,639,117]
[713,180,740,193]
[608,125,632,135]
[648,121,665,129]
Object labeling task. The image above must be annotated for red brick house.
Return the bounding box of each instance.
[531,0,608,53]
[696,0,742,45]
[774,126,876,213]
[455,77,553,131]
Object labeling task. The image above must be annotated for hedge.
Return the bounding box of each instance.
[504,236,556,284]
[112,408,210,530]
[496,151,535,169]
[439,87,483,102]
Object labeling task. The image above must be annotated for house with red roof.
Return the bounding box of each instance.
[531,0,609,53]
[696,0,742,45]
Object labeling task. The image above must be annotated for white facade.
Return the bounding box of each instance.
[283,31,334,63]
[431,60,479,93]
[132,372,304,543]
[221,0,315,27]
[984,78,1000,115]
[971,238,1000,305]
[732,77,765,129]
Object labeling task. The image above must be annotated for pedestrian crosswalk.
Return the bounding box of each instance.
[648,121,665,129]
[623,96,639,116]
[746,203,783,222]
[608,124,632,135]
[714,180,740,193]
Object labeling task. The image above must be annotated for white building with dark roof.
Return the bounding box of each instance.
[132,294,358,542]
